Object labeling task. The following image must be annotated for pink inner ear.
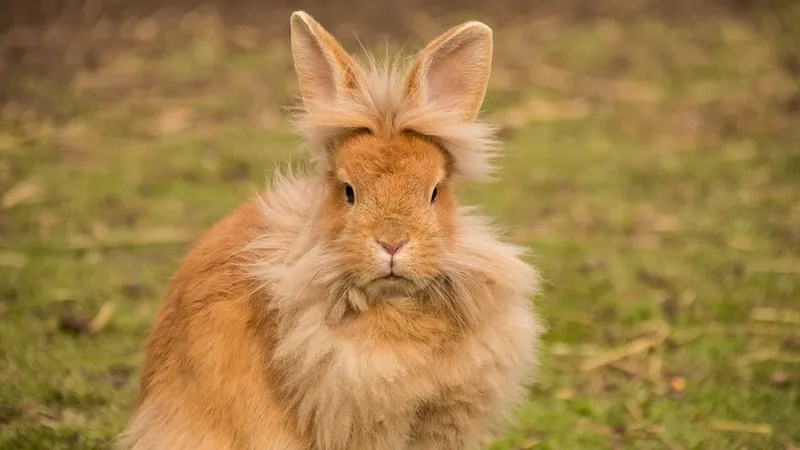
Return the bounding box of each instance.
[292,14,361,105]
[426,67,456,104]
[423,36,489,114]
[313,69,337,101]
[426,48,468,104]
[294,29,335,99]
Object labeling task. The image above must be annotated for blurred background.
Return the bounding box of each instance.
[0,0,798,448]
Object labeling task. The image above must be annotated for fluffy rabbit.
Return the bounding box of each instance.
[120,10,543,450]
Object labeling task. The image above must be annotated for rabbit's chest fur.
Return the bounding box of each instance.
[272,292,538,449]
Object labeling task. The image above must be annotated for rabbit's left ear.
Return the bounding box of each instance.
[403,21,493,122]
[290,11,364,107]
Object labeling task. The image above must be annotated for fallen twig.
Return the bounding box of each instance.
[581,323,670,372]
[1,179,43,209]
[58,301,115,335]
[581,334,668,372]
[88,301,115,334]
[709,419,772,436]
[548,342,603,357]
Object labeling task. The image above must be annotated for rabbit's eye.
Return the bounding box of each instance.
[430,186,439,203]
[344,184,356,205]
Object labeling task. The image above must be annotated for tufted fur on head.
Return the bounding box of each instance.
[289,11,501,181]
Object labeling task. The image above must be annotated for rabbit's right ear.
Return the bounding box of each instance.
[403,21,493,122]
[290,11,363,107]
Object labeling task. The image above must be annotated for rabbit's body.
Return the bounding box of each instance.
[122,11,542,450]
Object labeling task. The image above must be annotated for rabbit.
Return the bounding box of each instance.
[119,10,543,450]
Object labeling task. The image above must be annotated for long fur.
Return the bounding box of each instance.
[293,54,502,182]
[120,12,543,450]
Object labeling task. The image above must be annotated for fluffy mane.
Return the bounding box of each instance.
[291,54,502,182]
[246,174,540,331]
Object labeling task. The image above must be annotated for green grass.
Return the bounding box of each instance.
[1,10,799,450]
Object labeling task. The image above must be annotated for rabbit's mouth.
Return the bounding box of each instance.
[371,274,414,289]
[363,273,421,298]
[380,274,407,283]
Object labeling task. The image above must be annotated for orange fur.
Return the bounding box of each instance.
[120,11,543,450]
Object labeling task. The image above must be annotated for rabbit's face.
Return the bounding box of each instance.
[289,11,496,296]
[319,130,455,294]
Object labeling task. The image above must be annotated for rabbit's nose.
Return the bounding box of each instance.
[378,239,407,255]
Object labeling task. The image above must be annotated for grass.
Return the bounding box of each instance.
[1,7,799,449]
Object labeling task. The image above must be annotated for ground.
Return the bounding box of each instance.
[0,1,799,449]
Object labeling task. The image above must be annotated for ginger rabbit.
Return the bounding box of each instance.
[120,11,543,450]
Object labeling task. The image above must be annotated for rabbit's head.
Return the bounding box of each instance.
[289,12,500,299]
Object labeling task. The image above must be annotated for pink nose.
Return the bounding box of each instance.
[378,240,407,255]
